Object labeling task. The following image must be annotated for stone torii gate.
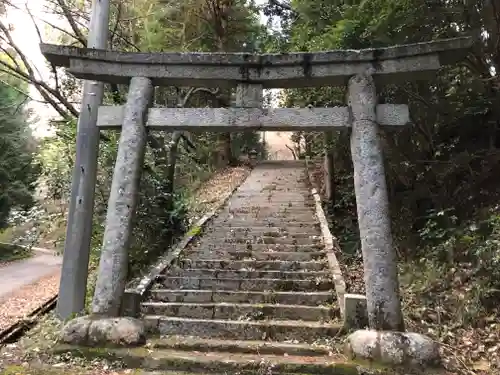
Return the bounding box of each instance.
[41,37,471,362]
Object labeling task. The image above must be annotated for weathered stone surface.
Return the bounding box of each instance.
[149,290,335,305]
[96,105,409,131]
[346,329,440,368]
[176,259,327,271]
[56,0,111,321]
[145,316,342,342]
[141,301,338,321]
[348,73,404,331]
[42,37,471,67]
[206,236,320,246]
[156,275,334,292]
[187,243,323,253]
[236,83,263,108]
[91,77,153,316]
[203,230,319,239]
[60,316,146,347]
[308,175,348,319]
[212,219,320,228]
[165,268,329,280]
[139,162,342,365]
[148,336,332,356]
[41,37,472,88]
[343,293,368,329]
[52,343,358,374]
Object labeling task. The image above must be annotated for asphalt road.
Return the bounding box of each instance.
[0,250,62,300]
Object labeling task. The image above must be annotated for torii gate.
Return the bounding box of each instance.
[40,36,472,359]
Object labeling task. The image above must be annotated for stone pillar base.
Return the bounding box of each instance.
[60,315,146,347]
[346,329,440,369]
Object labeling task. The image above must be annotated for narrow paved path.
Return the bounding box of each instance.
[0,250,62,299]
[138,161,345,374]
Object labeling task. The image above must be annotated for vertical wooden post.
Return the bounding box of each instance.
[57,0,111,320]
[92,77,154,317]
[348,73,404,331]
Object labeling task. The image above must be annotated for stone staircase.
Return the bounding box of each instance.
[131,162,351,373]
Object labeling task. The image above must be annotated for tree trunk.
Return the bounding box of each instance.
[91,77,153,317]
[57,0,111,320]
[348,73,405,332]
[221,132,234,165]
[165,131,183,211]
[304,133,313,158]
[219,88,235,165]
[323,130,335,206]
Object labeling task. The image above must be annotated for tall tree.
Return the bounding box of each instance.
[0,57,41,229]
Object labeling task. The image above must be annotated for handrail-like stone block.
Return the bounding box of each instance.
[40,37,472,88]
[97,105,409,130]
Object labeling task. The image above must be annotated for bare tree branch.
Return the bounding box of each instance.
[55,0,87,46]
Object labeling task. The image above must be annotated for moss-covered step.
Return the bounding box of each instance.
[144,336,333,356]
[154,276,334,291]
[148,289,336,305]
[140,302,339,321]
[51,345,361,374]
[143,316,342,342]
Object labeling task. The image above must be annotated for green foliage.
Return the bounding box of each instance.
[266,0,500,264]
[0,77,41,230]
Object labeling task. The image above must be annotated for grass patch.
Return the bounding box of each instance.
[0,242,33,263]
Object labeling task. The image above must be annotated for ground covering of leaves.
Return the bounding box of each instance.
[0,165,252,375]
[188,165,251,220]
[0,272,60,331]
[307,159,500,375]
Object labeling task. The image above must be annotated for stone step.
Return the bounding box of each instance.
[205,226,317,234]
[223,214,317,221]
[191,243,323,252]
[144,316,342,342]
[213,220,320,228]
[54,344,357,375]
[175,259,327,271]
[207,236,320,245]
[229,203,316,209]
[186,243,323,255]
[141,302,338,321]
[234,202,315,209]
[146,336,332,356]
[226,209,316,216]
[155,276,334,292]
[165,268,329,281]
[204,230,319,239]
[185,250,327,261]
[222,209,316,217]
[148,290,335,306]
